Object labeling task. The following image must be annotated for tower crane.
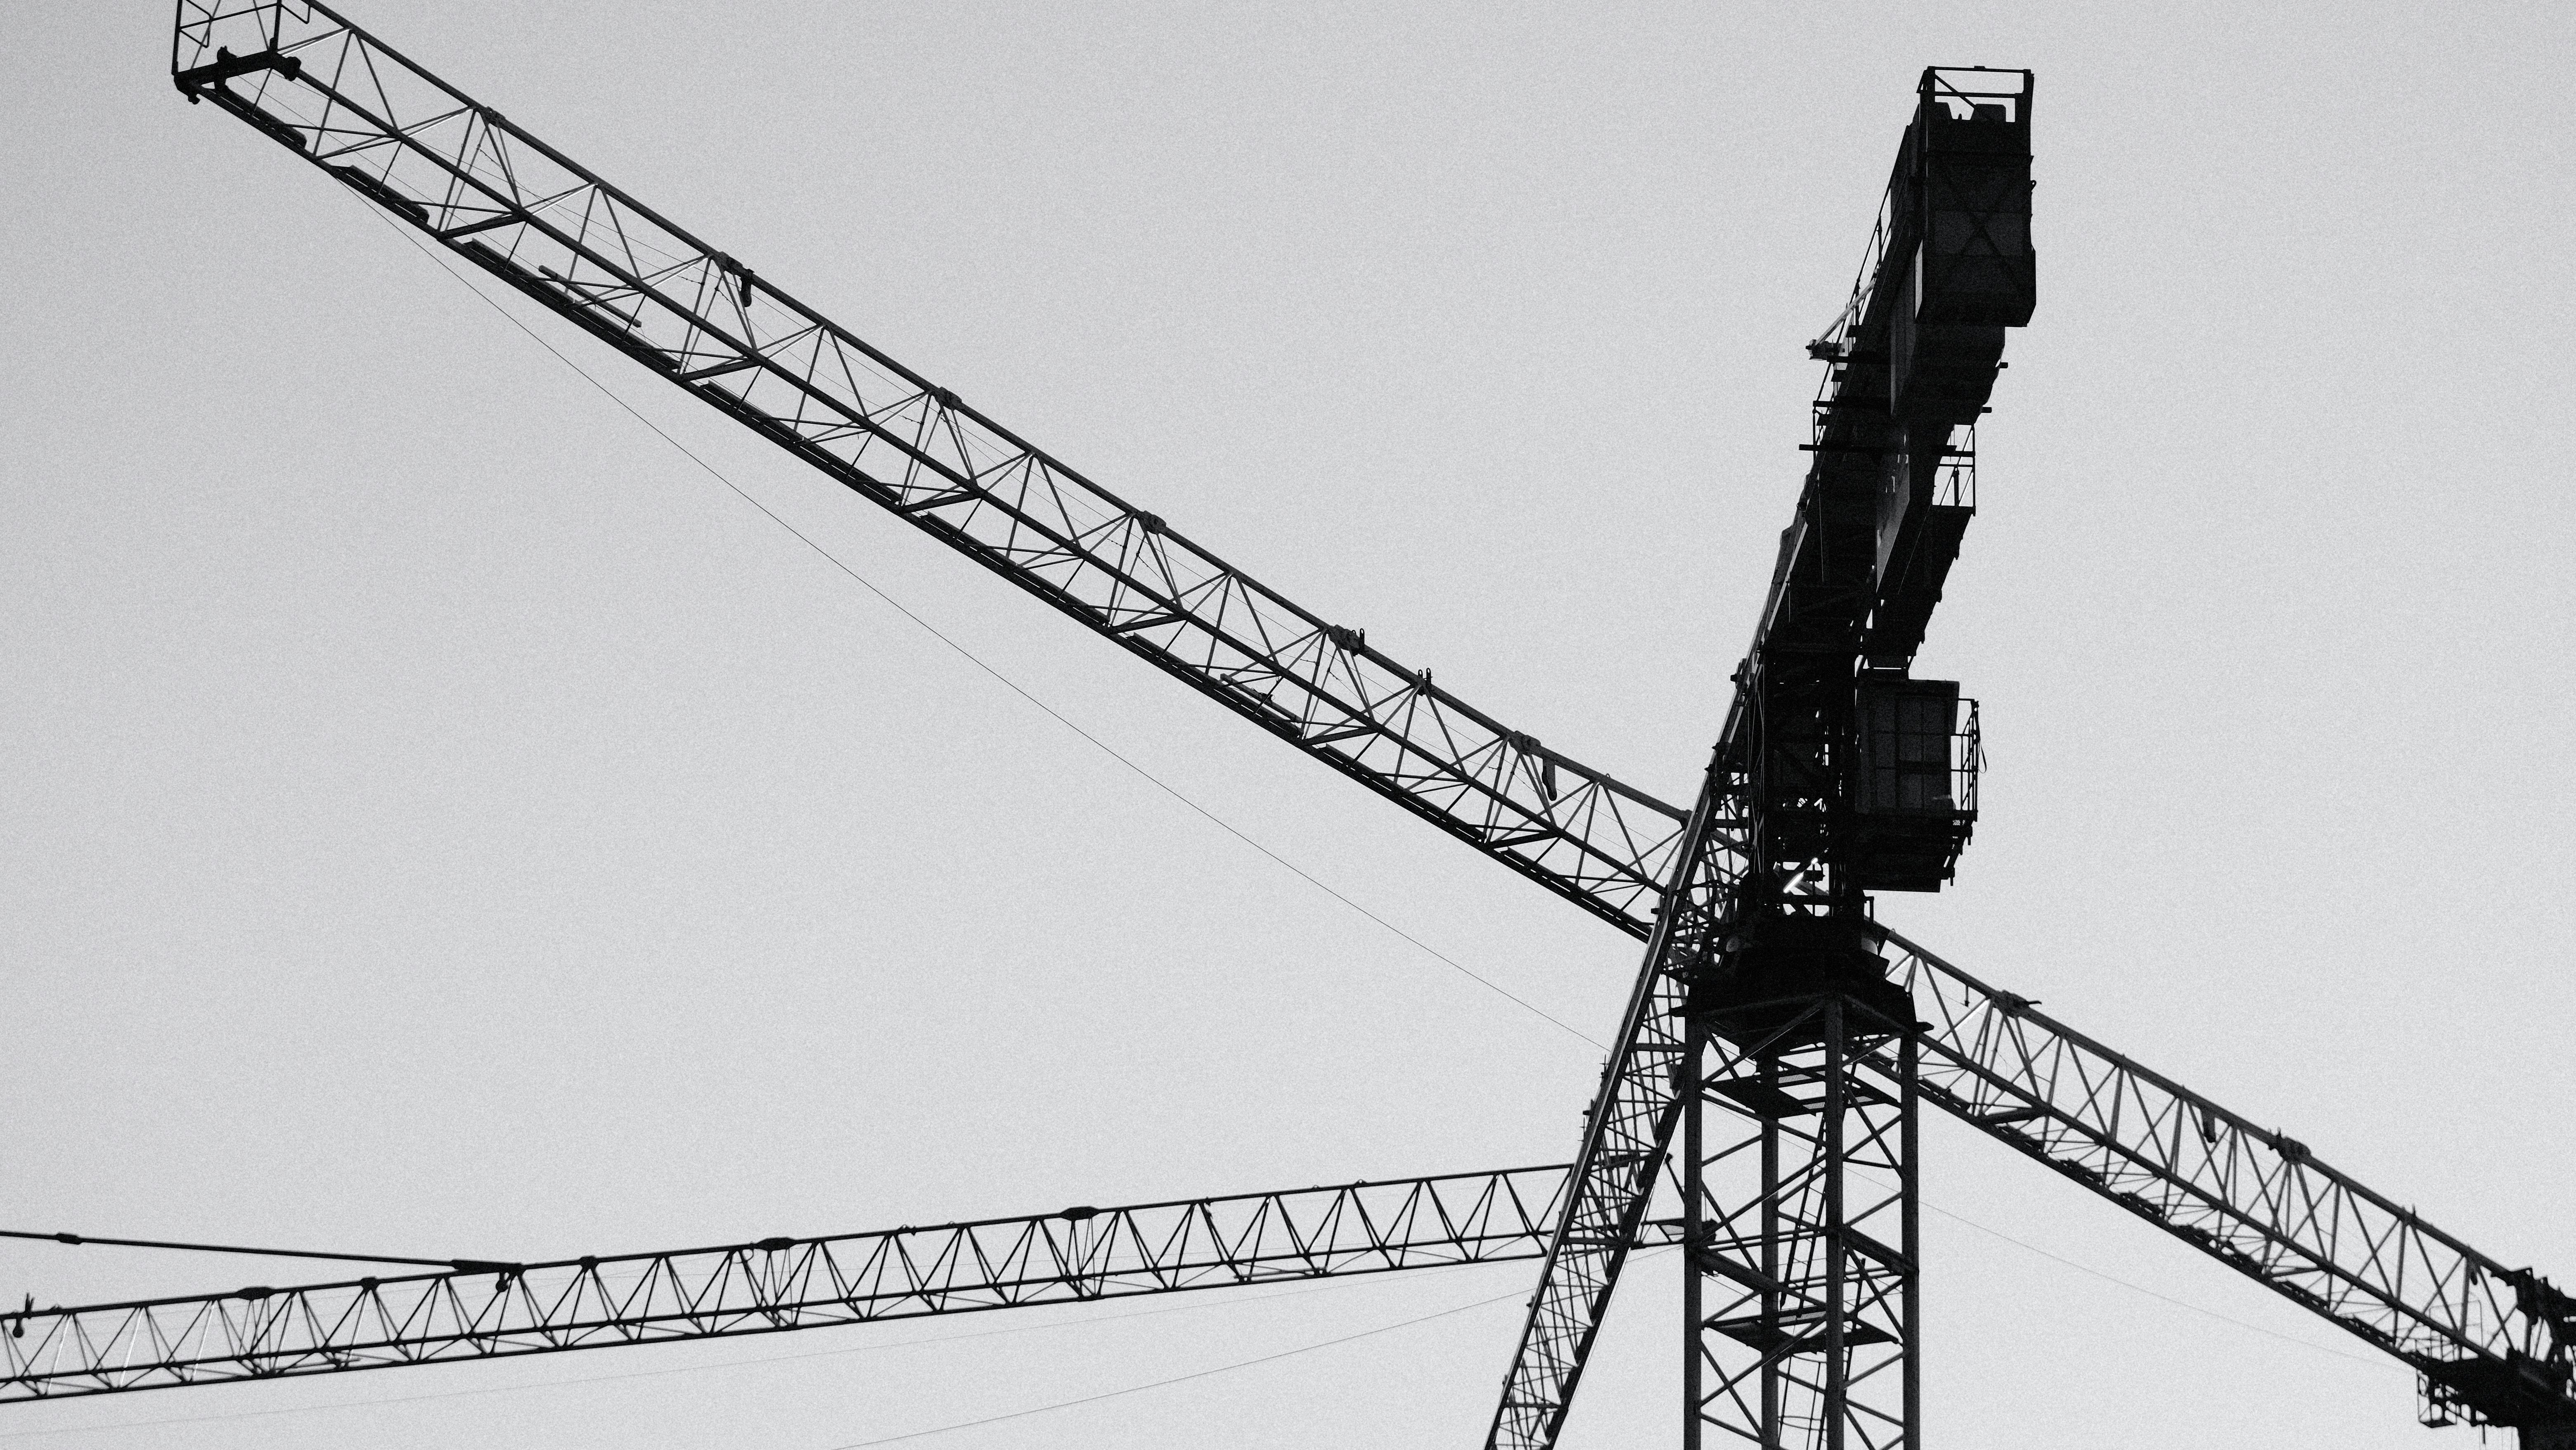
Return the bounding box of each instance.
[11,3,2565,1444]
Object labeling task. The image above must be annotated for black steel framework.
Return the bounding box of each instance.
[1890,930,2576,1443]
[1491,752,1738,1447]
[1494,68,2034,1450]
[1683,1002,1917,1450]
[140,6,2576,1445]
[167,0,1687,941]
[2,1166,1658,1402]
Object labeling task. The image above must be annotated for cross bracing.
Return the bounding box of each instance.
[5,1167,1645,1402]
[168,1,1700,943]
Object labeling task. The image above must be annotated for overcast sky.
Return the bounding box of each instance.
[5,1,2572,1448]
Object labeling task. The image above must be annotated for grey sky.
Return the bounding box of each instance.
[4,1,2571,1447]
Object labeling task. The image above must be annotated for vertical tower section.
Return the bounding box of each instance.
[1683,991,1918,1450]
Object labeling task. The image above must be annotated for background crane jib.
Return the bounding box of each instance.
[2,1167,1687,1400]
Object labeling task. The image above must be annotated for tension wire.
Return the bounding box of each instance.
[0,1228,503,1273]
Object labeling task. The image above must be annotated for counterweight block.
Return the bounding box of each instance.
[1847,678,1979,891]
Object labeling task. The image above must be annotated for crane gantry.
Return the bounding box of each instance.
[9,4,2567,1445]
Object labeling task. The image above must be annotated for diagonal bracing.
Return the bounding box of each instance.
[2,1166,1668,1402]
[169,0,1692,940]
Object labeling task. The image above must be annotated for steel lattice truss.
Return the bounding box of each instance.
[1889,933,2573,1402]
[0,1167,1662,1402]
[1492,431,1839,1445]
[167,0,1686,940]
[121,2,2574,1443]
[1491,759,1739,1446]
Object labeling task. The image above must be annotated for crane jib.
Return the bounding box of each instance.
[167,0,1686,942]
[1477,64,2574,1450]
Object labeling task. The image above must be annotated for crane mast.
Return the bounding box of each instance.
[141,5,2574,1444]
[1494,70,2030,1450]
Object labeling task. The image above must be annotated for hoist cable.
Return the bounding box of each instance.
[348,199,1606,1051]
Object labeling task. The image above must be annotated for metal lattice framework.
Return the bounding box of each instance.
[1891,932,2576,1422]
[1478,59,2570,1446]
[1491,753,1739,1447]
[2,1166,1670,1402]
[122,4,2575,1445]
[168,0,1686,940]
[1685,1000,1919,1449]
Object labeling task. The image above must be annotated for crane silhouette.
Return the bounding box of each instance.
[7,5,2565,1447]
